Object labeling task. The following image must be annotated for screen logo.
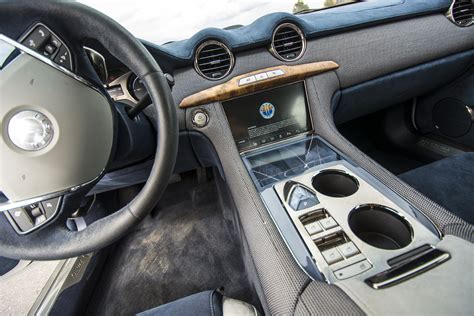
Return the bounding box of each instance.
[259,102,275,119]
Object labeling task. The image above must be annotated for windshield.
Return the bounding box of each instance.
[79,0,356,44]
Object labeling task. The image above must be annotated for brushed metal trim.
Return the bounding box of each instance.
[367,251,451,289]
[269,23,307,62]
[194,40,235,81]
[28,254,93,316]
[273,162,442,284]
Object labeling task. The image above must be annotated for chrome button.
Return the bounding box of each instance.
[7,110,54,151]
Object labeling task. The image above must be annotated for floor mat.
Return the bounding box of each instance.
[88,175,256,316]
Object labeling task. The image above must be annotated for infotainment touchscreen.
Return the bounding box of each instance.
[222,82,312,152]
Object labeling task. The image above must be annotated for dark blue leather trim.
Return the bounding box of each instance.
[146,0,451,67]
[333,49,474,125]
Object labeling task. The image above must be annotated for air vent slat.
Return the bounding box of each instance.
[449,0,473,27]
[275,47,303,55]
[274,35,302,43]
[270,23,306,61]
[455,13,473,19]
[199,64,231,72]
[195,40,234,80]
[198,52,229,60]
[198,59,230,67]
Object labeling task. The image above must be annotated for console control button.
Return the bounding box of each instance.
[288,185,319,211]
[305,222,323,235]
[321,248,343,265]
[41,197,61,218]
[319,217,338,230]
[8,208,34,232]
[266,69,285,78]
[22,26,50,51]
[255,72,268,81]
[238,75,256,86]
[334,260,372,280]
[337,242,360,258]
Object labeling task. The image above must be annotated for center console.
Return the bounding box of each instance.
[222,81,451,288]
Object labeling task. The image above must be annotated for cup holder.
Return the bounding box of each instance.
[312,169,359,198]
[348,204,413,250]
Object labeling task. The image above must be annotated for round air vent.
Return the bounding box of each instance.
[194,40,234,80]
[447,0,473,27]
[270,23,306,62]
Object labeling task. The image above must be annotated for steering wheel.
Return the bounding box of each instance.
[0,2,178,260]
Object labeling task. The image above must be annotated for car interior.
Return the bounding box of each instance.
[0,0,473,315]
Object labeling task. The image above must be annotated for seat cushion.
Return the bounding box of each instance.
[399,153,474,224]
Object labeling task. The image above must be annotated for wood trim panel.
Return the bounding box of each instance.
[179,61,339,108]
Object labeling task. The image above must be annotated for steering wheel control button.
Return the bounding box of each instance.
[49,35,62,49]
[337,242,360,258]
[43,43,57,56]
[41,197,61,218]
[305,222,323,236]
[53,45,72,70]
[192,109,209,128]
[8,208,34,232]
[322,248,343,265]
[22,25,51,51]
[7,110,54,151]
[334,260,372,280]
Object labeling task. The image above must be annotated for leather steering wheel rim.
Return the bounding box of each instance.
[0,1,178,260]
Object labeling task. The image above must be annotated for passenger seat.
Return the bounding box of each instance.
[399,153,474,224]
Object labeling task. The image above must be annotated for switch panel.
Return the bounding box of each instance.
[6,197,62,234]
[21,23,72,70]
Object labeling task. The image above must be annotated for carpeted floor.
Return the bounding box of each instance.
[88,174,257,316]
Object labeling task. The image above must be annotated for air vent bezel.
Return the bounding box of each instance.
[446,0,473,27]
[194,40,235,81]
[270,23,307,62]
